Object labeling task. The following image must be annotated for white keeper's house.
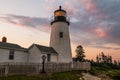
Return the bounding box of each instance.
[0,6,72,63]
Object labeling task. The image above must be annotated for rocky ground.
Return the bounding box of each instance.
[82,73,112,80]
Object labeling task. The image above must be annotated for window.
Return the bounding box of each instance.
[47,54,51,62]
[9,50,14,60]
[59,32,63,38]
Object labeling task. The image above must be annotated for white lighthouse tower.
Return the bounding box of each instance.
[50,6,72,63]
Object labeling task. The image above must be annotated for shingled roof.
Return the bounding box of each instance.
[0,42,27,51]
[34,44,58,54]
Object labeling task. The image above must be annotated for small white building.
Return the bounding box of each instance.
[0,37,28,63]
[0,39,58,63]
[0,6,72,63]
[28,44,58,63]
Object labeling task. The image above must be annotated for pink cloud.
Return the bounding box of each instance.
[63,2,77,16]
[93,27,107,38]
[0,14,50,33]
[80,0,108,20]
[81,0,97,12]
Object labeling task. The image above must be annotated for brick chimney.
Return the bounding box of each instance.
[2,37,7,43]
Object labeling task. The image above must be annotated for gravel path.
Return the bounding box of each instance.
[82,73,101,80]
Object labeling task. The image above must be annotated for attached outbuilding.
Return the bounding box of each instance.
[28,44,58,63]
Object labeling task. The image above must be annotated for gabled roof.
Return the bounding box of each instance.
[30,44,58,54]
[0,42,27,51]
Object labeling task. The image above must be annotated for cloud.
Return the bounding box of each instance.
[0,0,120,50]
[81,0,97,12]
[0,14,50,32]
[89,45,120,50]
[69,0,120,50]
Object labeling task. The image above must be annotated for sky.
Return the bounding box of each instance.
[0,0,120,61]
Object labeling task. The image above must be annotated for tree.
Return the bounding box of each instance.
[75,45,85,62]
[96,55,99,63]
[108,55,112,63]
[96,52,113,64]
[114,60,118,65]
[118,61,120,66]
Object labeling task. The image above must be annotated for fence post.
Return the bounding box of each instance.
[70,62,73,71]
[36,64,39,74]
[5,65,8,77]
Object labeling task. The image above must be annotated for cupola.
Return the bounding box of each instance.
[51,6,70,25]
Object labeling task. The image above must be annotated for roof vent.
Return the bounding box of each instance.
[2,37,7,43]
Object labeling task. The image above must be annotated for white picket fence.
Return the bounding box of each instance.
[0,62,91,76]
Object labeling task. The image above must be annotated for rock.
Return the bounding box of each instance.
[82,73,101,80]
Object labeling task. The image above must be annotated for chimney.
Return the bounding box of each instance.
[2,37,7,43]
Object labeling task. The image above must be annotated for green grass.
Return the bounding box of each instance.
[89,66,120,80]
[1,66,119,80]
[0,71,82,80]
[106,70,120,80]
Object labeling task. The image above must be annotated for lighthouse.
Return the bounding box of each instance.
[50,6,72,63]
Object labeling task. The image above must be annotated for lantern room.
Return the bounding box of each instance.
[54,6,66,17]
[51,6,70,25]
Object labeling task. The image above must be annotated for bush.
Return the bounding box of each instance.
[107,70,120,80]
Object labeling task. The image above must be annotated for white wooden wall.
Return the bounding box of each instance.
[28,45,58,63]
[0,48,28,62]
[28,45,42,63]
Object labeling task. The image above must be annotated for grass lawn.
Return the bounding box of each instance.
[0,71,83,80]
[107,70,120,80]
[1,66,119,80]
[90,66,120,80]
